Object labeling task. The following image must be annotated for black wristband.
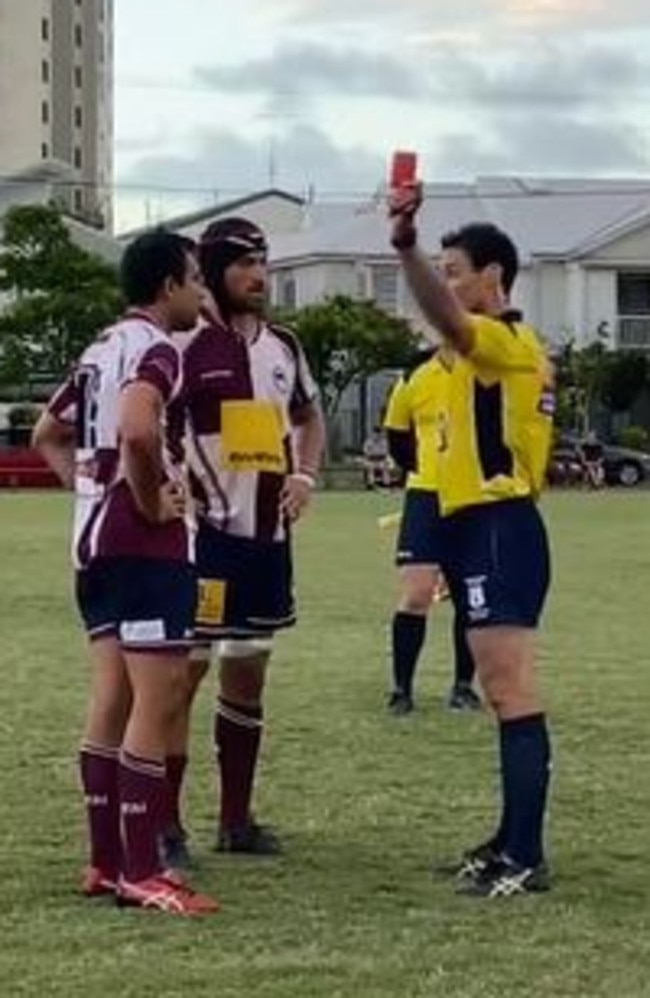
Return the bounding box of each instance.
[391,226,418,251]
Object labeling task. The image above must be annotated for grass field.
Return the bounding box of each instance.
[1,490,650,998]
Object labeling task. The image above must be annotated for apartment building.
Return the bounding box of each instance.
[0,0,113,227]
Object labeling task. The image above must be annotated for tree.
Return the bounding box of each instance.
[553,335,650,435]
[552,334,610,433]
[275,295,419,419]
[0,203,121,389]
[598,351,648,414]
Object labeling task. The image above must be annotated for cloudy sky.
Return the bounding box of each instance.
[113,0,650,231]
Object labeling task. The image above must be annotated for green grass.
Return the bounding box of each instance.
[1,490,650,997]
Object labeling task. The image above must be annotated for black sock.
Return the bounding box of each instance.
[491,731,511,854]
[452,614,475,687]
[391,612,426,698]
[499,714,551,867]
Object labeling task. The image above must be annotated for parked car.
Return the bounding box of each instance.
[549,434,650,487]
[602,443,650,486]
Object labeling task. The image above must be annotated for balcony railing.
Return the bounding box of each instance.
[617,316,650,350]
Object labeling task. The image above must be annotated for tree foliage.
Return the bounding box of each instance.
[275,295,419,416]
[0,204,120,388]
[552,338,649,431]
[598,351,648,413]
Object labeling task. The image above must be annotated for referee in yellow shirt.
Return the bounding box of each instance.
[383,353,479,714]
[389,190,554,898]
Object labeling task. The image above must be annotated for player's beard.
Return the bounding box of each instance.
[230,290,268,316]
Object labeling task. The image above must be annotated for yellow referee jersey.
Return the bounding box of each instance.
[383,353,449,492]
[437,313,554,516]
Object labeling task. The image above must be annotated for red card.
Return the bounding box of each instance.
[389,150,418,188]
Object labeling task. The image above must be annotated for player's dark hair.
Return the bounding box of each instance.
[441,223,519,294]
[119,229,196,306]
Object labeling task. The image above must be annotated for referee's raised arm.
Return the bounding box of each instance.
[388,184,475,354]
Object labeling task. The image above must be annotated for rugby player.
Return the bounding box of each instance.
[161,217,325,862]
[33,231,218,914]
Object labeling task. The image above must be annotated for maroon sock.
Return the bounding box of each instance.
[214,698,263,831]
[162,754,188,837]
[119,751,166,883]
[79,743,120,878]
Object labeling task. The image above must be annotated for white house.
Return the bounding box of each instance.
[120,177,650,447]
[121,188,312,244]
[268,177,650,354]
[124,177,650,353]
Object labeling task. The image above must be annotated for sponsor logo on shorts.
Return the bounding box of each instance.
[465,575,490,623]
[120,618,167,644]
[121,802,147,816]
[397,549,414,560]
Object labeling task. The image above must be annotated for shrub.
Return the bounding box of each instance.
[614,425,649,451]
[6,403,42,446]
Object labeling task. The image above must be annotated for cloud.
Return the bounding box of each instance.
[120,108,649,210]
[194,43,420,105]
[275,0,502,30]
[431,114,649,177]
[116,9,650,226]
[116,112,650,234]
[114,0,650,233]
[191,37,650,117]
[424,43,650,111]
[119,124,387,201]
[502,0,648,30]
[274,0,649,33]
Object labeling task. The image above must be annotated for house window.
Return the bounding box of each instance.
[41,100,49,124]
[41,18,49,42]
[41,60,49,83]
[617,272,650,349]
[74,188,84,214]
[278,275,297,310]
[370,265,399,314]
[41,142,49,159]
[74,24,83,47]
[74,146,83,169]
[355,268,368,300]
[618,273,650,314]
[74,66,83,88]
[74,106,83,128]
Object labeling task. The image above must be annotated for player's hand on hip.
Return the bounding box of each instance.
[280,474,313,523]
[155,481,186,523]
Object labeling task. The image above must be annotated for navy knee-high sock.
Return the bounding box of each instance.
[391,612,427,698]
[499,714,552,867]
[452,614,475,687]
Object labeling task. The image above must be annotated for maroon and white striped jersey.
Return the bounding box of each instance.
[180,318,318,542]
[47,313,192,568]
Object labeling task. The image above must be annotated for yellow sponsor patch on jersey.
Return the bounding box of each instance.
[220,400,287,474]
